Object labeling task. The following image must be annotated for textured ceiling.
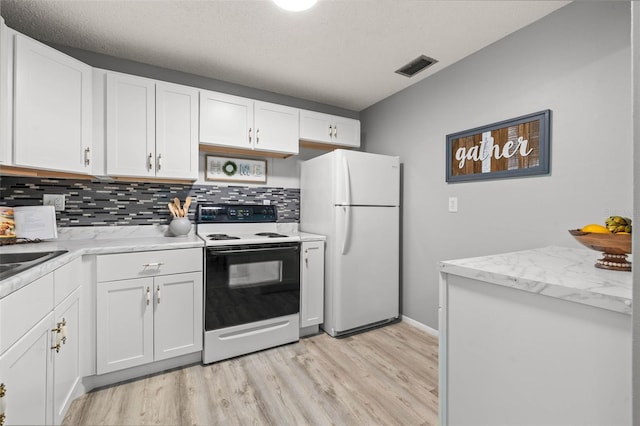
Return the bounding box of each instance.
[0,0,570,111]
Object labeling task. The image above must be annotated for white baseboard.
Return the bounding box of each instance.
[401,315,439,338]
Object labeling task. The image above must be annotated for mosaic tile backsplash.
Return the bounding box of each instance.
[0,176,300,226]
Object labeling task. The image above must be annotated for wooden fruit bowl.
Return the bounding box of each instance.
[568,229,632,271]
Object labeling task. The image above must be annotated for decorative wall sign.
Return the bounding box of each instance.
[206,155,267,183]
[446,110,551,183]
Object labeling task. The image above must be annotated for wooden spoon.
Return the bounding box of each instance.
[173,197,183,217]
[183,196,192,217]
[167,202,178,218]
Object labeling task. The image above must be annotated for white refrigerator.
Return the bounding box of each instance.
[300,149,400,337]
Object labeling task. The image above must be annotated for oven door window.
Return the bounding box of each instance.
[205,243,300,331]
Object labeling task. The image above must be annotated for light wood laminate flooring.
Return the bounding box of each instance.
[64,321,439,425]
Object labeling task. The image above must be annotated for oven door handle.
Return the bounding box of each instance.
[208,246,298,254]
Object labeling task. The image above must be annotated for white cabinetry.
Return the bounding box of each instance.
[0,17,11,165]
[300,109,360,148]
[200,90,299,156]
[106,72,198,180]
[13,33,92,174]
[300,239,325,334]
[0,258,83,425]
[96,248,203,374]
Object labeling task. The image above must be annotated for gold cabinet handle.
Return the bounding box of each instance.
[0,383,6,426]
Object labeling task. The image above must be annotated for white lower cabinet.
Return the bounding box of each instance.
[0,312,53,425]
[300,240,325,329]
[0,259,82,425]
[96,249,203,375]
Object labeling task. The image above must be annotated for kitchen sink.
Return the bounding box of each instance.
[0,250,68,281]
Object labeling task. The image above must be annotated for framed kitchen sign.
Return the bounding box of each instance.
[446,110,551,183]
[205,155,267,183]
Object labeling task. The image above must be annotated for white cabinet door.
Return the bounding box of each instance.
[155,82,199,180]
[199,90,252,149]
[300,110,333,144]
[0,18,11,165]
[52,288,80,425]
[254,101,299,155]
[106,72,155,177]
[13,34,92,173]
[332,116,361,148]
[153,272,203,361]
[300,109,361,148]
[300,240,324,328]
[96,277,154,374]
[0,312,53,426]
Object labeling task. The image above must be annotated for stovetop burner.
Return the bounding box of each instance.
[207,233,240,241]
[255,232,289,238]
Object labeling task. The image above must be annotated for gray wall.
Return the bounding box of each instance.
[361,1,632,329]
[632,2,639,423]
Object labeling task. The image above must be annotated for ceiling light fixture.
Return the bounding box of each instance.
[272,0,318,12]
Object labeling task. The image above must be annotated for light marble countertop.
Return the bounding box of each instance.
[0,224,326,299]
[440,246,632,315]
[0,225,204,299]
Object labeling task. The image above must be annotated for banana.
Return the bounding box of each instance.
[604,216,632,234]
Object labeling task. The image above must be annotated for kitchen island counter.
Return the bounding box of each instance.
[0,225,204,299]
[439,245,632,425]
[440,245,632,315]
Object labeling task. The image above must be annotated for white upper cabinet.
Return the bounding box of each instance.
[300,109,361,148]
[155,81,199,180]
[0,18,11,165]
[13,33,92,173]
[199,91,252,150]
[106,72,155,178]
[254,101,299,154]
[106,72,198,180]
[200,90,299,156]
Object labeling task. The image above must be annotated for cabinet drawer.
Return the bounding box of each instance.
[54,257,81,305]
[96,248,202,282]
[0,272,54,354]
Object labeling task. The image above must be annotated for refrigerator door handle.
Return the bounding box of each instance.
[341,206,351,254]
[342,155,351,206]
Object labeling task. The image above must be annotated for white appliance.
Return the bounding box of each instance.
[301,149,400,337]
[196,204,302,364]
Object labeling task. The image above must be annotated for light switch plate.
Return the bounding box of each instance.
[448,197,458,213]
[43,194,65,211]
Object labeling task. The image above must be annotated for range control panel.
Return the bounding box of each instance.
[197,204,278,223]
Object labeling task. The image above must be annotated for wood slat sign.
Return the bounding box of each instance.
[446,110,551,183]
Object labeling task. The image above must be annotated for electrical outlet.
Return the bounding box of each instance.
[43,194,65,211]
[448,197,458,213]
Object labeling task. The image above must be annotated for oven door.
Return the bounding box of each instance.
[205,242,300,331]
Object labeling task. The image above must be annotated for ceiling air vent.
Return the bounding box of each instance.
[395,55,438,78]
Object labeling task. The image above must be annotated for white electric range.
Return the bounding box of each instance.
[196,204,301,364]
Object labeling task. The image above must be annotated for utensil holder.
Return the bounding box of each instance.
[169,217,191,237]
